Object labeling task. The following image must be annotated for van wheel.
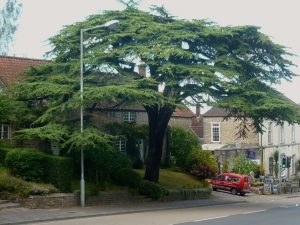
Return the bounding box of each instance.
[231,189,238,195]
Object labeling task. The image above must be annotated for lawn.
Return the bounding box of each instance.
[135,169,209,189]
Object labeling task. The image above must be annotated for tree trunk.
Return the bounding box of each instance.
[144,105,174,182]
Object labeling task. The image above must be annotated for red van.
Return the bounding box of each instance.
[209,173,251,196]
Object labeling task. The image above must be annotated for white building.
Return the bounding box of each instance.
[261,120,300,178]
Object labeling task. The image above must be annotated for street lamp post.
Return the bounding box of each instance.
[80,19,120,207]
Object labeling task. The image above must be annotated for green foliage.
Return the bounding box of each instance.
[139,180,168,199]
[112,168,142,188]
[72,148,132,183]
[273,150,279,178]
[5,149,44,181]
[43,155,73,192]
[62,128,114,151]
[0,146,11,163]
[0,0,21,54]
[231,156,259,175]
[13,7,299,183]
[186,149,218,172]
[185,149,218,179]
[169,127,200,170]
[3,147,73,191]
[105,123,148,165]
[16,123,70,142]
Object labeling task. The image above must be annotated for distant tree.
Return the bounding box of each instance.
[273,150,279,179]
[0,0,21,54]
[14,8,300,183]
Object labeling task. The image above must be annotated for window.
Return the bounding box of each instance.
[122,111,136,123]
[211,123,220,142]
[291,124,296,143]
[279,125,285,144]
[115,138,126,151]
[267,122,273,145]
[106,111,116,118]
[0,123,10,139]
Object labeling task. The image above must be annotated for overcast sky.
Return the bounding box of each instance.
[6,0,300,104]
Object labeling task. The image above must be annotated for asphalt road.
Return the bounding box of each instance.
[175,205,300,225]
[32,192,300,225]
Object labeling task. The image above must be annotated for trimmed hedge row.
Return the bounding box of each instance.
[2,147,73,192]
[43,155,73,192]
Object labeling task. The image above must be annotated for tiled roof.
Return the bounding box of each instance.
[202,107,229,117]
[0,55,47,87]
[172,107,194,118]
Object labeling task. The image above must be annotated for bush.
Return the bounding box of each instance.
[169,127,200,170]
[231,156,259,176]
[132,159,144,169]
[185,149,218,179]
[5,149,45,182]
[190,164,216,179]
[112,168,142,189]
[0,146,11,164]
[139,180,168,199]
[83,149,132,182]
[44,155,73,192]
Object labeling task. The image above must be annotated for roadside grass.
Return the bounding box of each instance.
[0,168,58,198]
[135,169,209,189]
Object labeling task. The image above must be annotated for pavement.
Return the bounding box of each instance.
[1,192,299,225]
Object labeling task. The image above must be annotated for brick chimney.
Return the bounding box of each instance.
[196,104,201,117]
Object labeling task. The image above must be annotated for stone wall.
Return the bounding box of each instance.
[20,193,78,209]
[203,117,259,145]
[17,188,211,209]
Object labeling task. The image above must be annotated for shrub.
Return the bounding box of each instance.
[0,146,11,164]
[190,164,216,179]
[112,168,142,189]
[44,155,73,192]
[132,158,144,169]
[83,149,132,182]
[231,156,259,176]
[169,127,200,170]
[5,149,45,182]
[139,180,168,199]
[186,149,218,179]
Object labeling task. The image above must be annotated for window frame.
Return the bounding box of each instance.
[279,125,285,144]
[291,124,296,143]
[211,122,220,142]
[115,138,126,152]
[122,111,136,123]
[267,121,273,145]
[0,123,10,140]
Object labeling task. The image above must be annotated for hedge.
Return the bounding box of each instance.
[0,147,11,164]
[43,155,73,192]
[3,148,73,192]
[5,150,45,182]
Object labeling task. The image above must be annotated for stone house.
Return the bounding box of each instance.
[201,107,261,171]
[0,56,198,161]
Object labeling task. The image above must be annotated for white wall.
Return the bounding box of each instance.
[261,121,300,178]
